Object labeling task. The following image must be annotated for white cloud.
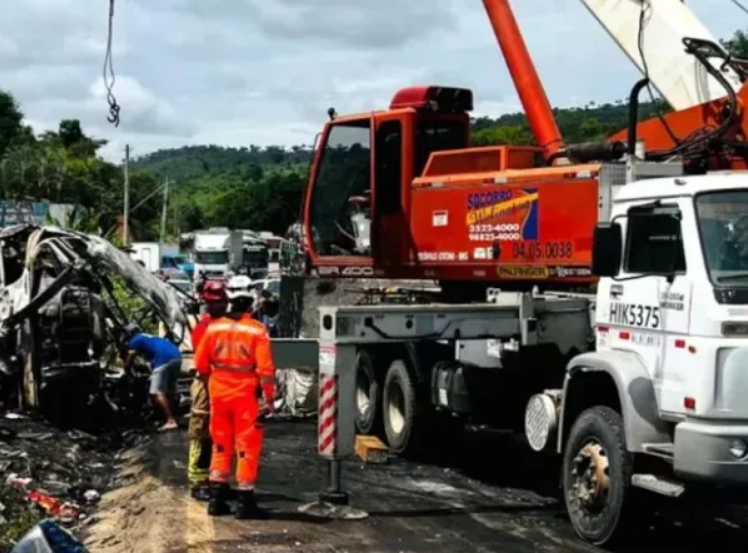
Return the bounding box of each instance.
[0,0,743,163]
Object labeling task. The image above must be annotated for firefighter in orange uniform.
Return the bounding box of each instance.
[194,275,276,519]
[187,280,228,501]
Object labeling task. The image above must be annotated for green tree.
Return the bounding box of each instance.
[723,29,748,58]
[0,91,25,160]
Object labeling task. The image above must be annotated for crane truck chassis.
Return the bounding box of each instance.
[274,157,748,546]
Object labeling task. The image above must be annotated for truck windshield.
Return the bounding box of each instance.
[244,250,268,268]
[696,190,748,284]
[308,120,370,255]
[195,250,229,264]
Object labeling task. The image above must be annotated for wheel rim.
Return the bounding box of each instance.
[569,441,610,514]
[387,380,405,435]
[356,365,370,419]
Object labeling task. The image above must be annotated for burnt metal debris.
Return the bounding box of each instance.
[0,225,190,420]
[0,225,193,550]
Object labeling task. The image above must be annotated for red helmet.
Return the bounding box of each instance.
[201,280,228,303]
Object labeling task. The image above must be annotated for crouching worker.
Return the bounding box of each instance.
[188,281,228,501]
[194,277,276,519]
[123,323,182,431]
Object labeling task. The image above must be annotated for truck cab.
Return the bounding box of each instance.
[303,86,470,277]
[589,172,748,484]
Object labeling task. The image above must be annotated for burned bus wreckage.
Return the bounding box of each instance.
[0,225,188,422]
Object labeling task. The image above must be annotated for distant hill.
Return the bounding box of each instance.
[130,99,668,235]
[133,99,666,183]
[130,144,313,183]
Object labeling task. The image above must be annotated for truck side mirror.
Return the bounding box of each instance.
[592,222,622,277]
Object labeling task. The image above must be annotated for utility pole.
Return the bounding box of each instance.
[173,196,180,237]
[160,178,170,243]
[123,144,130,245]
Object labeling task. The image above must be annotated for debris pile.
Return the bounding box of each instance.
[0,224,189,421]
[0,412,148,551]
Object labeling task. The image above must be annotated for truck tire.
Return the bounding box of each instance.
[562,406,633,547]
[383,359,417,455]
[354,350,380,435]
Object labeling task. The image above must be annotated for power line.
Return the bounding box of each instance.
[104,180,170,240]
[729,0,748,16]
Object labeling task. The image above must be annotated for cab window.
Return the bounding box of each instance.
[308,120,371,256]
[375,120,402,216]
[624,204,686,274]
[414,119,467,176]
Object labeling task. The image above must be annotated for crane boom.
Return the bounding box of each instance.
[579,0,744,111]
[481,0,564,159]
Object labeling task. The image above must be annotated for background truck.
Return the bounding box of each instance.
[192,228,243,279]
[239,230,270,279]
[274,0,748,547]
[128,242,179,273]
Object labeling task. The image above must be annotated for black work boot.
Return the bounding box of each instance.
[190,484,211,502]
[234,490,268,520]
[207,483,231,516]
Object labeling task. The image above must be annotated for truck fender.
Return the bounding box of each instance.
[556,350,670,454]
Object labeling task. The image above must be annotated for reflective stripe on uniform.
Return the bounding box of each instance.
[206,321,266,336]
[206,319,264,373]
[212,361,257,373]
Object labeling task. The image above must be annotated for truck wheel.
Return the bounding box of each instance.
[383,359,417,455]
[354,350,380,435]
[562,406,633,546]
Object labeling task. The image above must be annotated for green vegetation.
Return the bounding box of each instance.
[0,28,744,240]
[0,95,162,240]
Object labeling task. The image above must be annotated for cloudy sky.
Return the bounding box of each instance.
[0,0,744,162]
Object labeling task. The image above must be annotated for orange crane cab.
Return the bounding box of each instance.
[303,86,471,278]
[302,86,604,289]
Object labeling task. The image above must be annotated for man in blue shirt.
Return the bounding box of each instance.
[123,323,182,431]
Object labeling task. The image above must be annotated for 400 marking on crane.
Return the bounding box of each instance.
[314,266,385,277]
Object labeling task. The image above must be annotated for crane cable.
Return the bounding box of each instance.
[636,0,680,146]
[103,0,120,127]
[637,0,737,160]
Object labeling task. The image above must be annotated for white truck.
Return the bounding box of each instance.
[239,230,270,279]
[192,229,243,279]
[274,161,748,546]
[128,242,179,273]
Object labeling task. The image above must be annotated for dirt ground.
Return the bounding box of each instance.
[84,420,748,553]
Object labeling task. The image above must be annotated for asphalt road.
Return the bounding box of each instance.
[148,420,748,553]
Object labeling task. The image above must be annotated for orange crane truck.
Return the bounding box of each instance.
[270,0,748,546]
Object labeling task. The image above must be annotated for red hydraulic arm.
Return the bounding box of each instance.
[481,0,564,162]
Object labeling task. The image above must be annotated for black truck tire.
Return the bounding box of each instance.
[562,406,634,547]
[383,359,418,455]
[354,350,380,435]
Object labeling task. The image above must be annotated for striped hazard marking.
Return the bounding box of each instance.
[318,373,338,457]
